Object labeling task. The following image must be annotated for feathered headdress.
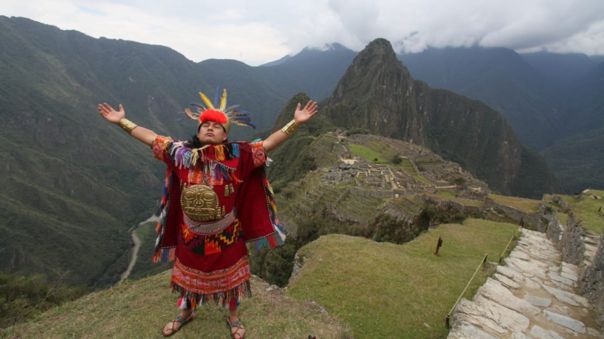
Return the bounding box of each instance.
[184,88,255,133]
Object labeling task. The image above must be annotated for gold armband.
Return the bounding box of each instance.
[280,119,299,135]
[118,118,138,134]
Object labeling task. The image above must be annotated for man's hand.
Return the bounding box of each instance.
[97,102,157,145]
[97,103,125,124]
[263,99,319,153]
[294,100,319,124]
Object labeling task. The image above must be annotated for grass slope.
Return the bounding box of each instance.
[488,193,542,214]
[3,271,349,338]
[288,218,518,338]
[546,189,604,234]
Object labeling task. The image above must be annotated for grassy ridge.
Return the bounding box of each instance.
[565,189,604,234]
[288,219,518,338]
[489,193,541,213]
[3,271,350,338]
[349,143,387,163]
[548,189,604,234]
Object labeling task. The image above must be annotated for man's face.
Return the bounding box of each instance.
[198,121,227,144]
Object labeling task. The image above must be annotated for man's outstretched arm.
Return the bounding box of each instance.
[262,100,318,153]
[97,103,158,146]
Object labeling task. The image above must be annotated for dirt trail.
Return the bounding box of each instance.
[118,215,159,284]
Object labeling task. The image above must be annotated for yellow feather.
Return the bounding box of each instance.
[219,88,228,111]
[199,92,215,109]
[191,150,199,166]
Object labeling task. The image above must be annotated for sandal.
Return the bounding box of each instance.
[162,313,194,337]
[226,317,246,339]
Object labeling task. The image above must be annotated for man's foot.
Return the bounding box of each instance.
[226,317,246,339]
[162,311,194,337]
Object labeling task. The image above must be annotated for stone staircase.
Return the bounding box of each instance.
[448,229,602,338]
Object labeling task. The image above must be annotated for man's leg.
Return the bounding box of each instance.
[228,297,245,338]
[162,297,194,336]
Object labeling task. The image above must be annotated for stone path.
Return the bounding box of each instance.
[582,232,600,268]
[448,229,602,338]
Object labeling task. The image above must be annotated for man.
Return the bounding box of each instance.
[97,89,318,338]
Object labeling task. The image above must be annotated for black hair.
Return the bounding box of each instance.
[186,134,203,148]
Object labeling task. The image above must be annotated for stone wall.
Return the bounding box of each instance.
[544,212,563,245]
[371,209,427,244]
[560,214,586,265]
[539,204,603,328]
[423,197,483,220]
[483,198,545,230]
[580,235,604,326]
[543,212,588,267]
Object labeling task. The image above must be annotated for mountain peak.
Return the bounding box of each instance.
[327,38,415,139]
[333,38,413,101]
[349,38,407,73]
[364,38,395,53]
[323,39,556,197]
[325,42,349,51]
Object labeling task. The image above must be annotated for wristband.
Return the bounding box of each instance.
[118,118,138,134]
[280,119,299,135]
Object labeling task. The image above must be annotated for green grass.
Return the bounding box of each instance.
[559,189,604,234]
[556,212,569,226]
[349,143,387,163]
[400,157,416,173]
[288,218,518,338]
[452,197,484,208]
[3,272,349,338]
[437,190,455,199]
[489,193,541,214]
[348,142,432,185]
[399,158,432,185]
[430,192,484,208]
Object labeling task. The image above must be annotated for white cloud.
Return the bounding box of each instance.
[2,0,604,65]
[529,20,604,55]
[2,0,290,64]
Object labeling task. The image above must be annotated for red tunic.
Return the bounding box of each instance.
[151,136,284,306]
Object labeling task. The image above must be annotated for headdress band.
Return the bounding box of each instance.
[184,88,255,133]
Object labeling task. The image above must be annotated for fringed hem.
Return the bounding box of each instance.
[152,247,176,263]
[247,231,285,253]
[170,279,252,309]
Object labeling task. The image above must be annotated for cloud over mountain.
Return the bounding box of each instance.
[3,0,604,65]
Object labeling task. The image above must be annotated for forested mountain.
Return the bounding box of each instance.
[322,39,557,197]
[0,16,349,286]
[542,61,604,191]
[399,47,604,192]
[399,47,566,149]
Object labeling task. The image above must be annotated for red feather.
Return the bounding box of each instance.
[199,109,228,124]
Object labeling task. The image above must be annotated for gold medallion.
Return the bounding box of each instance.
[180,185,224,222]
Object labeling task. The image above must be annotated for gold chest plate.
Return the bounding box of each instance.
[180,184,224,222]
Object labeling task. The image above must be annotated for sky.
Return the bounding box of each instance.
[3,0,604,66]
